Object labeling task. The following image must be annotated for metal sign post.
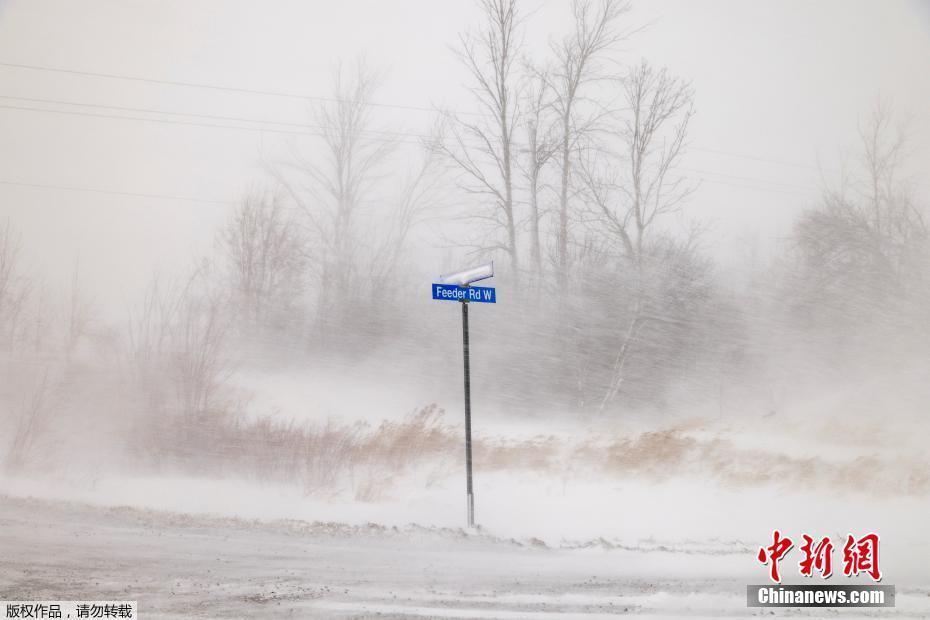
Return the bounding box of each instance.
[432,262,495,529]
[461,293,474,528]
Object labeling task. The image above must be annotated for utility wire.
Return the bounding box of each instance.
[691,147,826,172]
[0,179,232,205]
[0,100,826,195]
[695,177,812,197]
[0,61,863,202]
[0,60,482,117]
[681,167,819,193]
[0,171,817,207]
[0,93,434,142]
[0,102,427,147]
[0,60,859,176]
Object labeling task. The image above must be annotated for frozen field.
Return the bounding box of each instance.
[2,489,930,619]
[4,397,930,619]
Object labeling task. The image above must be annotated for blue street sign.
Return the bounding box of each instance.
[432,283,496,303]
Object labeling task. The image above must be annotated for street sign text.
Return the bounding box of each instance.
[432,284,496,303]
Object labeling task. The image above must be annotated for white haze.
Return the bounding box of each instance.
[2,1,930,618]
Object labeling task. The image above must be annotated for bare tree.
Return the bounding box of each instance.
[276,60,395,324]
[856,103,927,284]
[580,60,695,268]
[29,286,51,354]
[0,222,17,315]
[5,369,52,470]
[367,153,441,286]
[170,289,230,417]
[127,275,179,387]
[66,259,94,358]
[792,103,928,324]
[578,60,696,410]
[220,188,306,326]
[861,103,911,241]
[438,0,523,281]
[549,0,629,282]
[0,221,32,349]
[520,66,559,276]
[126,268,231,419]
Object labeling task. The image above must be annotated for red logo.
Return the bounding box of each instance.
[757,530,794,583]
[799,534,834,578]
[757,531,882,583]
[843,533,882,581]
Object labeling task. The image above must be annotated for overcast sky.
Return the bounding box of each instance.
[1,0,929,308]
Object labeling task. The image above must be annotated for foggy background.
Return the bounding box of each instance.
[1,0,930,571]
[3,0,929,298]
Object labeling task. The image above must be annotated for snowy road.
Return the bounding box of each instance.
[2,494,929,618]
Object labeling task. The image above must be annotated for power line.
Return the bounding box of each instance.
[695,177,812,197]
[0,60,480,117]
[681,167,819,194]
[691,147,826,172]
[0,100,823,203]
[694,146,930,192]
[0,179,232,205]
[0,100,825,195]
[0,93,434,143]
[3,58,923,190]
[0,102,427,147]
[0,60,863,202]
[0,171,815,207]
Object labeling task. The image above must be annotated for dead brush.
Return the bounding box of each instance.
[154,404,460,498]
[350,404,459,501]
[600,429,699,478]
[473,435,560,472]
[357,404,457,470]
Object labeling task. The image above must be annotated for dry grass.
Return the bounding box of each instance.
[474,436,561,472]
[151,404,461,498]
[595,427,930,496]
[133,406,930,499]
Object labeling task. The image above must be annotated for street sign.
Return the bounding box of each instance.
[432,283,496,303]
[439,261,494,286]
[431,262,496,530]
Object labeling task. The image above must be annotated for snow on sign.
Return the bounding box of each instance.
[431,283,496,303]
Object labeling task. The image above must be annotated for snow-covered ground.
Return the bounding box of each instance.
[2,492,929,619]
[3,400,930,618]
[4,367,930,618]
